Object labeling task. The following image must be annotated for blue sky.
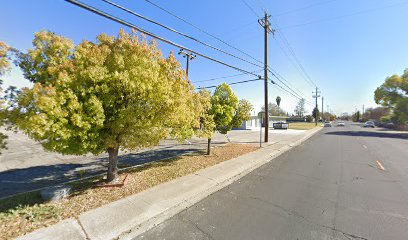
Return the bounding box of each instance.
[1,0,408,115]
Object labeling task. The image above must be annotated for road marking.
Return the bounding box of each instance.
[376,160,386,171]
[362,145,367,149]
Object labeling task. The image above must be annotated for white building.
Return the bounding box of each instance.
[237,115,288,130]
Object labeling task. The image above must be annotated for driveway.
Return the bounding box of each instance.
[0,127,305,198]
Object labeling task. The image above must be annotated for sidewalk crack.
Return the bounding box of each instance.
[249,196,369,240]
[180,217,215,240]
[75,217,90,240]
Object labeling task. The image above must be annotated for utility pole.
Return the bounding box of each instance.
[178,49,196,78]
[321,96,324,121]
[258,12,274,142]
[362,104,365,117]
[312,87,321,126]
[327,105,329,119]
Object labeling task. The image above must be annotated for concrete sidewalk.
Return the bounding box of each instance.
[17,127,322,240]
[0,128,304,198]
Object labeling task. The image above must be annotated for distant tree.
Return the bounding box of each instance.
[312,107,320,121]
[305,115,313,122]
[363,107,390,122]
[261,102,286,116]
[375,69,408,124]
[352,111,361,122]
[205,83,252,155]
[230,99,252,129]
[194,89,215,155]
[0,41,14,153]
[0,42,11,75]
[294,98,306,117]
[13,30,200,182]
[340,112,350,121]
[276,96,281,113]
[210,83,238,134]
[0,42,23,114]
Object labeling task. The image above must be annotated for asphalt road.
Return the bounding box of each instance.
[135,122,408,240]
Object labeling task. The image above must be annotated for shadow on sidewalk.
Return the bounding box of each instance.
[0,147,203,200]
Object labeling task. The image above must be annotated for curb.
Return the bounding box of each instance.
[16,127,322,240]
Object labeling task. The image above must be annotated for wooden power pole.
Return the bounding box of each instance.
[178,49,196,78]
[312,87,321,126]
[258,12,274,142]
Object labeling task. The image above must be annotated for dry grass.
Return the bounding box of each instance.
[288,122,319,130]
[0,143,257,240]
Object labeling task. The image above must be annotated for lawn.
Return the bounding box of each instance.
[0,143,258,240]
[288,122,320,130]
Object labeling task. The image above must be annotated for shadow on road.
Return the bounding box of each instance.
[325,131,408,140]
[0,147,202,199]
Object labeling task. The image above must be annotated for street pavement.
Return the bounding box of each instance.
[135,122,408,240]
[0,127,303,198]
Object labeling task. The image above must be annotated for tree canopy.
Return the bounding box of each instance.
[194,89,215,140]
[0,42,11,76]
[294,98,306,117]
[375,69,408,124]
[210,83,239,134]
[312,107,320,120]
[0,41,12,152]
[13,30,200,181]
[199,83,252,154]
[262,102,286,116]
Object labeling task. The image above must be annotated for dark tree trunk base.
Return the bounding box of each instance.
[207,138,211,155]
[107,147,119,183]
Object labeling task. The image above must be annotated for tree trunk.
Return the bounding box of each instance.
[207,138,211,155]
[107,147,119,183]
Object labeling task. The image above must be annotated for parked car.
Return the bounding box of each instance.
[364,121,375,128]
[385,122,395,128]
[337,121,345,126]
[324,121,332,127]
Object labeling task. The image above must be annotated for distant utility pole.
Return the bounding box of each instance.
[321,96,324,121]
[258,12,274,142]
[178,49,196,78]
[327,105,329,117]
[312,87,321,126]
[362,104,365,116]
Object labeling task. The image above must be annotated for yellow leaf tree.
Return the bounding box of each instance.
[0,41,12,152]
[14,30,200,182]
[200,83,252,155]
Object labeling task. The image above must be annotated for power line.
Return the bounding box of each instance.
[268,68,304,99]
[238,1,318,88]
[65,0,261,78]
[247,0,318,88]
[253,0,268,12]
[278,1,408,30]
[274,75,314,107]
[244,0,316,105]
[241,0,261,18]
[197,78,263,89]
[269,16,317,87]
[141,0,317,117]
[193,69,262,83]
[239,1,317,106]
[273,81,314,106]
[143,0,264,65]
[275,0,337,17]
[102,0,263,69]
[268,68,306,97]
